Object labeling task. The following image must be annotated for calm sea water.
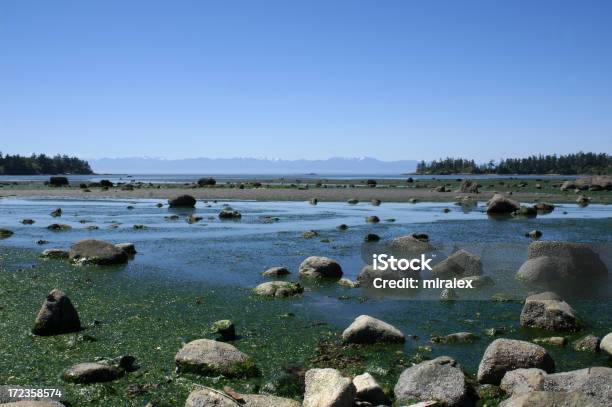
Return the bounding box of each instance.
[0,173,580,184]
[1,197,610,375]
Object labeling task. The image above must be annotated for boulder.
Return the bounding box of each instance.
[262,267,290,277]
[394,356,475,406]
[69,239,129,265]
[342,315,405,344]
[347,199,359,205]
[477,338,555,384]
[600,332,612,356]
[516,241,607,282]
[168,194,196,207]
[500,390,602,407]
[519,292,581,332]
[560,176,612,191]
[47,224,71,231]
[175,339,257,376]
[253,281,303,298]
[431,332,477,344]
[458,179,479,193]
[391,234,434,253]
[197,177,216,186]
[32,290,81,335]
[241,394,301,407]
[62,362,121,383]
[115,242,136,255]
[500,368,547,396]
[299,256,343,279]
[303,368,355,407]
[573,335,600,352]
[486,194,520,214]
[543,367,612,406]
[49,176,69,187]
[219,208,242,219]
[432,249,483,276]
[365,215,380,223]
[41,249,69,259]
[364,233,380,242]
[185,387,241,407]
[353,372,390,405]
[212,320,236,341]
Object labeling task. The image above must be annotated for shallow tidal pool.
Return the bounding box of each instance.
[0,198,611,406]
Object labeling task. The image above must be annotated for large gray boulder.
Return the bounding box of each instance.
[353,372,390,405]
[253,281,303,298]
[520,292,581,332]
[62,362,121,383]
[516,241,607,282]
[500,368,548,396]
[168,194,196,207]
[432,249,483,276]
[500,391,602,407]
[303,368,355,407]
[486,194,520,214]
[394,356,475,406]
[69,239,128,265]
[543,367,612,406]
[32,290,81,336]
[175,339,257,377]
[600,332,612,356]
[342,315,405,344]
[477,339,555,384]
[357,265,407,288]
[299,256,343,279]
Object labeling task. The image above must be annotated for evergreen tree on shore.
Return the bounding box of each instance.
[0,153,93,175]
[415,152,611,175]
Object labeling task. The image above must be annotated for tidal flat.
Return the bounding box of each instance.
[0,197,611,406]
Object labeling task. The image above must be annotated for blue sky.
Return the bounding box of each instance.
[1,0,611,161]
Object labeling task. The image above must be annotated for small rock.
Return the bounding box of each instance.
[262,267,290,277]
[432,249,483,276]
[41,249,69,259]
[371,199,381,206]
[212,320,236,340]
[440,288,458,301]
[50,208,62,217]
[219,208,242,219]
[532,337,566,346]
[338,278,359,288]
[364,233,380,242]
[347,199,359,205]
[431,332,477,344]
[115,242,137,255]
[21,219,35,225]
[253,281,303,298]
[365,216,380,223]
[573,335,600,352]
[47,224,71,231]
[525,230,542,239]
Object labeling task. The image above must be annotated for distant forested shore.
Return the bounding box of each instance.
[0,153,93,175]
[415,152,611,175]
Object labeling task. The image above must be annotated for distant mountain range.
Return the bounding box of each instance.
[89,157,418,174]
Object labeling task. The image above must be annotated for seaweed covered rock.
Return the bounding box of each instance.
[219,208,242,219]
[477,338,555,385]
[33,290,81,336]
[394,356,475,406]
[342,315,405,344]
[175,339,257,377]
[520,292,581,332]
[299,256,343,279]
[390,234,434,253]
[303,368,355,407]
[253,281,303,298]
[41,249,69,259]
[69,239,128,265]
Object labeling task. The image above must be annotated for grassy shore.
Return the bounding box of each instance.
[1,178,610,204]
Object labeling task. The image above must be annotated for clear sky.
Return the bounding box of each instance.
[1,0,611,162]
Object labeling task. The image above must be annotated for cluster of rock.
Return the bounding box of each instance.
[560,175,612,191]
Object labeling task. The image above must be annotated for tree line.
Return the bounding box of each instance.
[415,152,611,175]
[0,153,93,175]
